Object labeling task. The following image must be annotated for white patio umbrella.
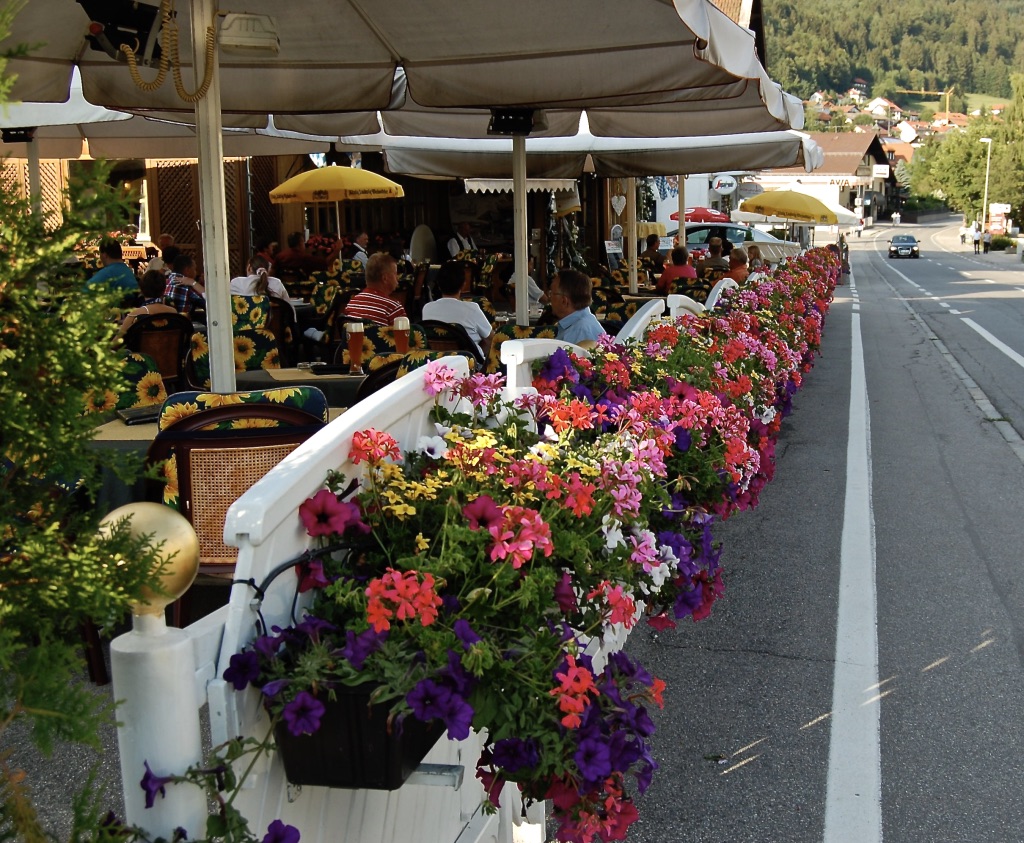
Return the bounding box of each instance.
[3,0,803,391]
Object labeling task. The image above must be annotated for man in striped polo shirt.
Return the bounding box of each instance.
[344,253,407,326]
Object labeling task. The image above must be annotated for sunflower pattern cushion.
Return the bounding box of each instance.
[153,386,330,508]
[231,295,271,331]
[188,329,281,389]
[485,323,558,374]
[118,350,168,411]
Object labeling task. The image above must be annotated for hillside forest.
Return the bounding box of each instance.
[764,0,1024,104]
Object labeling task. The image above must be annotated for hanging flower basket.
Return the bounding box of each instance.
[273,686,444,790]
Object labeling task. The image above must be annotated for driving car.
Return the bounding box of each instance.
[664,222,801,265]
[888,234,921,259]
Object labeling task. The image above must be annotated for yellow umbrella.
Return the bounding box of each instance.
[270,165,405,239]
[270,165,405,203]
[738,190,841,225]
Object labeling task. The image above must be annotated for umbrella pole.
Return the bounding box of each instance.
[626,177,637,295]
[192,0,235,394]
[335,200,342,239]
[513,135,529,328]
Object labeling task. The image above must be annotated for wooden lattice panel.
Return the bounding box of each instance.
[250,157,278,251]
[152,160,199,259]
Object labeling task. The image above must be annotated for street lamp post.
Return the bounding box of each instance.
[979,137,993,231]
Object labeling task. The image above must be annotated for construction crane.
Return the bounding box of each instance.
[895,87,955,116]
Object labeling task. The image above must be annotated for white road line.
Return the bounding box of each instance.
[961,318,1024,370]
[823,310,882,843]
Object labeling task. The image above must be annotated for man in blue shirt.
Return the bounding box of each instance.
[551,269,604,346]
[86,239,138,295]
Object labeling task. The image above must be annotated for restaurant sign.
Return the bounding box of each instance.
[710,174,738,195]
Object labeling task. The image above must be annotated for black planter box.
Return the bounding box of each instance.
[273,690,444,790]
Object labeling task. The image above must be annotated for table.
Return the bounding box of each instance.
[235,368,365,407]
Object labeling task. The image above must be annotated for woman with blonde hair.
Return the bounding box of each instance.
[746,244,765,271]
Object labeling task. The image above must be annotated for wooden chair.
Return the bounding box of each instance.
[121,312,193,392]
[146,393,329,626]
[269,299,298,367]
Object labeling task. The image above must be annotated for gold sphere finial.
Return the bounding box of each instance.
[100,503,200,616]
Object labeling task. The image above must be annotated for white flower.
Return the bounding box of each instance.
[417,435,449,460]
[601,515,624,550]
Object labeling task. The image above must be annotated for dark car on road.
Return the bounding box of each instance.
[888,234,921,259]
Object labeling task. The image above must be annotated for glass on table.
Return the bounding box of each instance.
[346,322,365,374]
[392,316,410,354]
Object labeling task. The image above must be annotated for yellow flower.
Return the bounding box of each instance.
[160,401,198,427]
[384,502,416,518]
[86,389,118,414]
[136,372,167,405]
[233,418,278,429]
[262,388,302,404]
[191,333,209,358]
[199,392,244,408]
[415,534,430,552]
[161,457,179,504]
[261,348,281,369]
[234,335,256,367]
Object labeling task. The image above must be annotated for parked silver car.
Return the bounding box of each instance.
[665,223,801,264]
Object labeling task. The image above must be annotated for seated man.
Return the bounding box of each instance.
[725,247,749,283]
[638,233,665,275]
[163,253,206,319]
[696,237,730,277]
[447,221,477,257]
[551,269,604,346]
[343,253,407,326]
[86,239,139,296]
[116,269,178,339]
[656,246,697,295]
[422,261,494,358]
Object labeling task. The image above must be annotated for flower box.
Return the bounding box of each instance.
[273,688,444,790]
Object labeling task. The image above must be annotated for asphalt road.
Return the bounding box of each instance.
[626,218,1024,842]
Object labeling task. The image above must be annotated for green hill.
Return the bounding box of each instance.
[764,0,1024,104]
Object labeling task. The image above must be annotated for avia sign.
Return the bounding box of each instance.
[710,173,738,195]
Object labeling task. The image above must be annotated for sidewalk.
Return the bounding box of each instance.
[914,217,1023,266]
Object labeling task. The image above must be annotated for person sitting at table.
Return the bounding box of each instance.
[349,230,370,267]
[343,253,407,326]
[725,247,749,283]
[164,253,206,319]
[276,231,341,276]
[638,233,665,275]
[503,256,547,309]
[230,254,291,302]
[145,233,176,273]
[422,261,494,359]
[696,237,730,281]
[746,244,765,271]
[551,268,604,346]
[655,246,697,295]
[86,239,139,296]
[116,269,178,339]
[447,221,477,257]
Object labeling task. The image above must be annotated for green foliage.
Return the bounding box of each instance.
[764,0,1024,100]
[990,235,1015,250]
[0,27,168,839]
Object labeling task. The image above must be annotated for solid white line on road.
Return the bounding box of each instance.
[823,310,882,843]
[961,318,1024,370]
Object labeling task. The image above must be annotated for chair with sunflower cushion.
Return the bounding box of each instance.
[485,322,558,374]
[146,386,329,626]
[186,328,281,390]
[121,312,194,392]
[230,294,271,332]
[352,350,476,403]
[114,349,168,411]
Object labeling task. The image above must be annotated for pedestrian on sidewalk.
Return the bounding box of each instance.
[959,224,967,245]
[973,227,982,254]
[856,218,864,238]
[983,229,992,254]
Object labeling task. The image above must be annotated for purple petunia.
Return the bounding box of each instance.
[262,819,301,843]
[223,650,261,691]
[407,678,452,721]
[281,691,325,737]
[490,737,540,773]
[553,570,577,614]
[261,678,289,699]
[296,558,331,593]
[453,619,481,648]
[340,627,386,670]
[442,650,475,696]
[438,692,475,741]
[140,761,175,809]
[574,736,612,785]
